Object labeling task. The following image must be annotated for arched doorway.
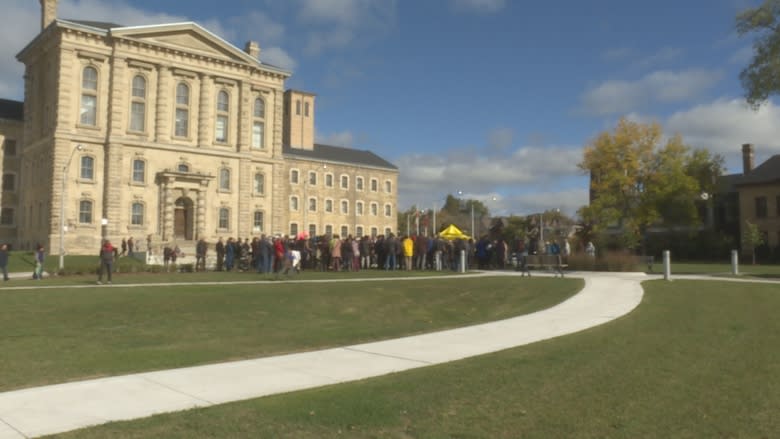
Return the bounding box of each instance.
[174,197,194,240]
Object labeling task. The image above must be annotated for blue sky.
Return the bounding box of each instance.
[3,0,779,217]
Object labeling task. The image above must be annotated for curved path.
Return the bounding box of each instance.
[0,272,645,438]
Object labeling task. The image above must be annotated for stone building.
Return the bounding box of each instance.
[731,144,780,255]
[0,0,398,254]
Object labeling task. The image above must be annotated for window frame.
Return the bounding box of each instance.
[218,207,230,230]
[756,196,768,219]
[80,156,95,181]
[131,159,146,184]
[254,172,265,195]
[0,207,14,226]
[2,173,15,192]
[79,199,93,224]
[253,210,264,233]
[219,168,231,191]
[129,74,147,132]
[80,66,98,126]
[130,202,144,226]
[174,82,190,138]
[215,90,230,143]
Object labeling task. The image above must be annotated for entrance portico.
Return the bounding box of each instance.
[157,170,214,242]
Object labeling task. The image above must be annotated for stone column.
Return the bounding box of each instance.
[237,81,251,152]
[107,55,127,137]
[196,181,208,239]
[155,66,171,143]
[162,178,174,241]
[198,74,213,147]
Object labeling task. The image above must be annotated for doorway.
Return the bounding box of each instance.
[174,197,194,240]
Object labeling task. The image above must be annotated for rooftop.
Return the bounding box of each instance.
[283,144,397,170]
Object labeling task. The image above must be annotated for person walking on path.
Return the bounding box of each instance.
[0,244,9,281]
[33,244,45,280]
[97,240,115,284]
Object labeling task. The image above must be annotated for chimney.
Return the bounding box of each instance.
[40,0,58,31]
[244,41,260,60]
[742,143,755,174]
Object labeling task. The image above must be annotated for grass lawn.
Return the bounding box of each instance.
[0,276,580,392]
[657,261,780,278]
[56,278,780,438]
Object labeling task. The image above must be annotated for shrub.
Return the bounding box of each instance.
[567,251,642,272]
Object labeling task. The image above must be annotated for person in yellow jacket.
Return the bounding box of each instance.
[402,235,414,270]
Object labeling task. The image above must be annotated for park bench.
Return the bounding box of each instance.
[516,254,567,278]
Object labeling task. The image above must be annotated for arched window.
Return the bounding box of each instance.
[254,173,265,194]
[370,178,378,192]
[385,180,392,193]
[129,75,146,131]
[80,156,94,180]
[132,159,145,183]
[219,168,231,191]
[218,207,230,229]
[356,176,364,191]
[341,200,349,214]
[309,197,317,212]
[325,173,334,187]
[79,200,93,223]
[356,201,364,216]
[340,175,349,189]
[80,66,98,126]
[175,82,190,137]
[131,202,144,225]
[370,202,378,216]
[290,169,299,184]
[325,199,333,213]
[215,90,229,143]
[252,98,265,149]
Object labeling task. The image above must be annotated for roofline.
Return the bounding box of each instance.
[285,89,318,97]
[282,150,399,172]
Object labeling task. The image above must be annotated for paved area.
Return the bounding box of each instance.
[0,271,645,438]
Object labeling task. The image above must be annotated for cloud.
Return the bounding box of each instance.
[601,47,635,62]
[317,130,355,147]
[452,0,507,13]
[297,0,397,54]
[634,47,684,70]
[729,45,754,65]
[665,98,780,168]
[580,69,724,116]
[260,47,297,71]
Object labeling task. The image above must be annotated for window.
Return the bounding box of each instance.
[309,171,317,186]
[356,177,364,191]
[132,159,145,183]
[341,226,348,237]
[296,99,301,115]
[370,178,378,192]
[309,224,316,237]
[290,223,298,236]
[385,180,392,193]
[129,75,146,131]
[177,163,190,173]
[371,227,378,237]
[304,102,310,117]
[385,204,392,217]
[254,173,265,194]
[219,168,231,191]
[218,207,230,229]
[253,211,264,232]
[309,197,317,212]
[130,202,144,226]
[385,227,392,236]
[252,98,265,149]
[80,66,98,126]
[325,225,333,235]
[0,208,13,226]
[356,226,363,237]
[290,169,299,184]
[325,199,333,213]
[371,202,378,216]
[356,201,363,216]
[290,196,299,211]
[175,82,190,137]
[341,200,349,214]
[341,175,348,189]
[325,174,333,187]
[2,174,15,192]
[79,200,93,224]
[80,156,94,180]
[756,196,768,218]
[3,139,16,156]
[215,90,229,143]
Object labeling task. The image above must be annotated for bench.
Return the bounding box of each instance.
[516,254,567,278]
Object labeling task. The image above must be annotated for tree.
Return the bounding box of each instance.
[736,0,780,108]
[742,220,765,265]
[578,118,725,252]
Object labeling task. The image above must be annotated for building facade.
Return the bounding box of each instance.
[0,0,398,254]
[734,144,780,255]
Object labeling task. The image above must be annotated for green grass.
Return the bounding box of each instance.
[0,276,580,392]
[57,279,780,438]
[654,261,780,278]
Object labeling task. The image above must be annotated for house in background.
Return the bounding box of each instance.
[732,144,780,256]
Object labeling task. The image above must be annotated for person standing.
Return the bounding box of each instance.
[402,235,414,270]
[127,237,134,254]
[0,244,9,281]
[195,238,207,272]
[215,237,225,271]
[120,238,127,257]
[97,240,115,284]
[33,244,45,280]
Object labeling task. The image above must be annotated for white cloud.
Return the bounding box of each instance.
[665,98,780,169]
[317,130,355,147]
[297,0,396,54]
[634,47,684,69]
[601,47,635,62]
[580,69,724,116]
[452,0,507,13]
[260,47,297,71]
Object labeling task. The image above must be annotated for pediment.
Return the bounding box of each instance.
[111,23,254,64]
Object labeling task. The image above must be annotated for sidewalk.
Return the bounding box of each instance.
[0,272,646,438]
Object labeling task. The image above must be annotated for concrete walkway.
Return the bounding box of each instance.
[0,271,648,438]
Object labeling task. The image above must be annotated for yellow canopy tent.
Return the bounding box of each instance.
[438,224,470,240]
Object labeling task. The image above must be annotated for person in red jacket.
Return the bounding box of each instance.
[97,240,115,284]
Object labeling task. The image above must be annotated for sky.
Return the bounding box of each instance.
[2,0,779,218]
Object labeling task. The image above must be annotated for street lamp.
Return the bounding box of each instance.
[59,144,83,270]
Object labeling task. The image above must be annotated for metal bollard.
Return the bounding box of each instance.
[435,252,441,271]
[459,250,466,273]
[731,249,739,276]
[663,250,671,281]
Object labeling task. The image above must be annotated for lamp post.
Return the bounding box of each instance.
[59,144,83,270]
